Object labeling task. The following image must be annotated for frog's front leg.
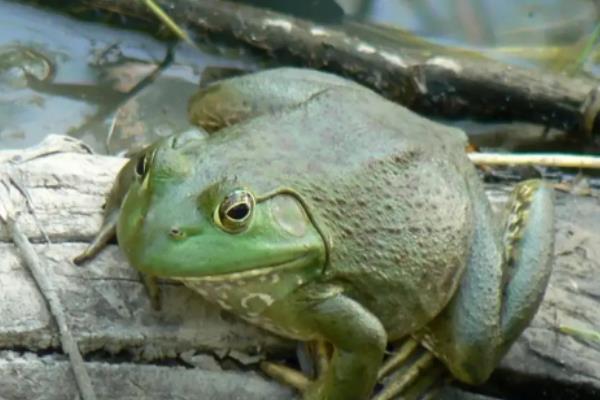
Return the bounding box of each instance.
[266,284,387,400]
[421,179,554,384]
[72,209,118,265]
[73,148,150,265]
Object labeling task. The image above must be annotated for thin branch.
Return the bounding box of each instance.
[8,175,51,245]
[142,0,193,45]
[468,152,600,169]
[0,176,97,400]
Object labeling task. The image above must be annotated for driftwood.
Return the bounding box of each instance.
[0,135,598,399]
[71,0,600,138]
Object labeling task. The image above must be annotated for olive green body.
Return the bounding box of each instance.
[147,81,473,337]
[79,68,554,400]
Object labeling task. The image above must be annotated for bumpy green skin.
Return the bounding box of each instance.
[91,68,555,400]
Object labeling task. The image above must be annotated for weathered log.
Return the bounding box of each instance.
[0,136,598,399]
[0,136,295,399]
[0,351,294,400]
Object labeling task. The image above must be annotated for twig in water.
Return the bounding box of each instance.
[105,107,121,153]
[142,0,194,45]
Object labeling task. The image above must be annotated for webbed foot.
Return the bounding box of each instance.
[262,338,448,400]
[260,340,329,397]
[374,338,446,400]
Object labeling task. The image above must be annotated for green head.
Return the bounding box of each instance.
[116,132,327,280]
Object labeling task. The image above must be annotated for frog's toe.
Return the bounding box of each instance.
[396,366,448,400]
[73,235,110,265]
[263,338,447,399]
[377,337,420,380]
[374,338,447,400]
[261,340,331,397]
[260,360,311,393]
[139,272,162,311]
[73,247,94,265]
[298,340,331,379]
[73,219,117,265]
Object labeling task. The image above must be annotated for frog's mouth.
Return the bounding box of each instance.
[177,253,314,283]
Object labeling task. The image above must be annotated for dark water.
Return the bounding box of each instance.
[0,0,255,152]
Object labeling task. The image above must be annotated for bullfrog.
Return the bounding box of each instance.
[76,68,554,400]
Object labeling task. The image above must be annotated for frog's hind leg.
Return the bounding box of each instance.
[263,337,447,399]
[420,179,554,385]
[497,180,554,348]
[188,68,361,132]
[266,337,447,399]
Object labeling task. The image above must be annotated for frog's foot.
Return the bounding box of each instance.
[260,360,311,393]
[72,218,116,265]
[374,338,448,400]
[260,340,329,395]
[416,179,554,385]
[139,272,162,311]
[262,338,448,400]
[498,179,554,344]
[73,209,120,265]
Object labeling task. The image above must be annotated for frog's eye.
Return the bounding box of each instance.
[134,150,155,179]
[215,189,255,233]
[135,153,148,178]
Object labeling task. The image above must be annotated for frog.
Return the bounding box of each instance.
[76,68,555,400]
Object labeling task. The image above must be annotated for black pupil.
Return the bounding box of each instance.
[135,155,146,176]
[227,203,249,220]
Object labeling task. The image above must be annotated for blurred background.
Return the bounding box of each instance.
[2,0,599,156]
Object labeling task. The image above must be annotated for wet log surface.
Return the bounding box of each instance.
[0,136,599,399]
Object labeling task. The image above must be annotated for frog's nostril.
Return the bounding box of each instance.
[169,227,185,239]
[168,225,203,239]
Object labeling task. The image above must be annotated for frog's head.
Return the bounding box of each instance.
[116,132,327,280]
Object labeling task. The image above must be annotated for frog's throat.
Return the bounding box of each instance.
[256,187,331,274]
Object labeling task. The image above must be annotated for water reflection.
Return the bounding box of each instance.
[0,0,255,152]
[1,0,598,152]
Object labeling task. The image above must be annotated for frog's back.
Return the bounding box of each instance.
[199,85,475,338]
